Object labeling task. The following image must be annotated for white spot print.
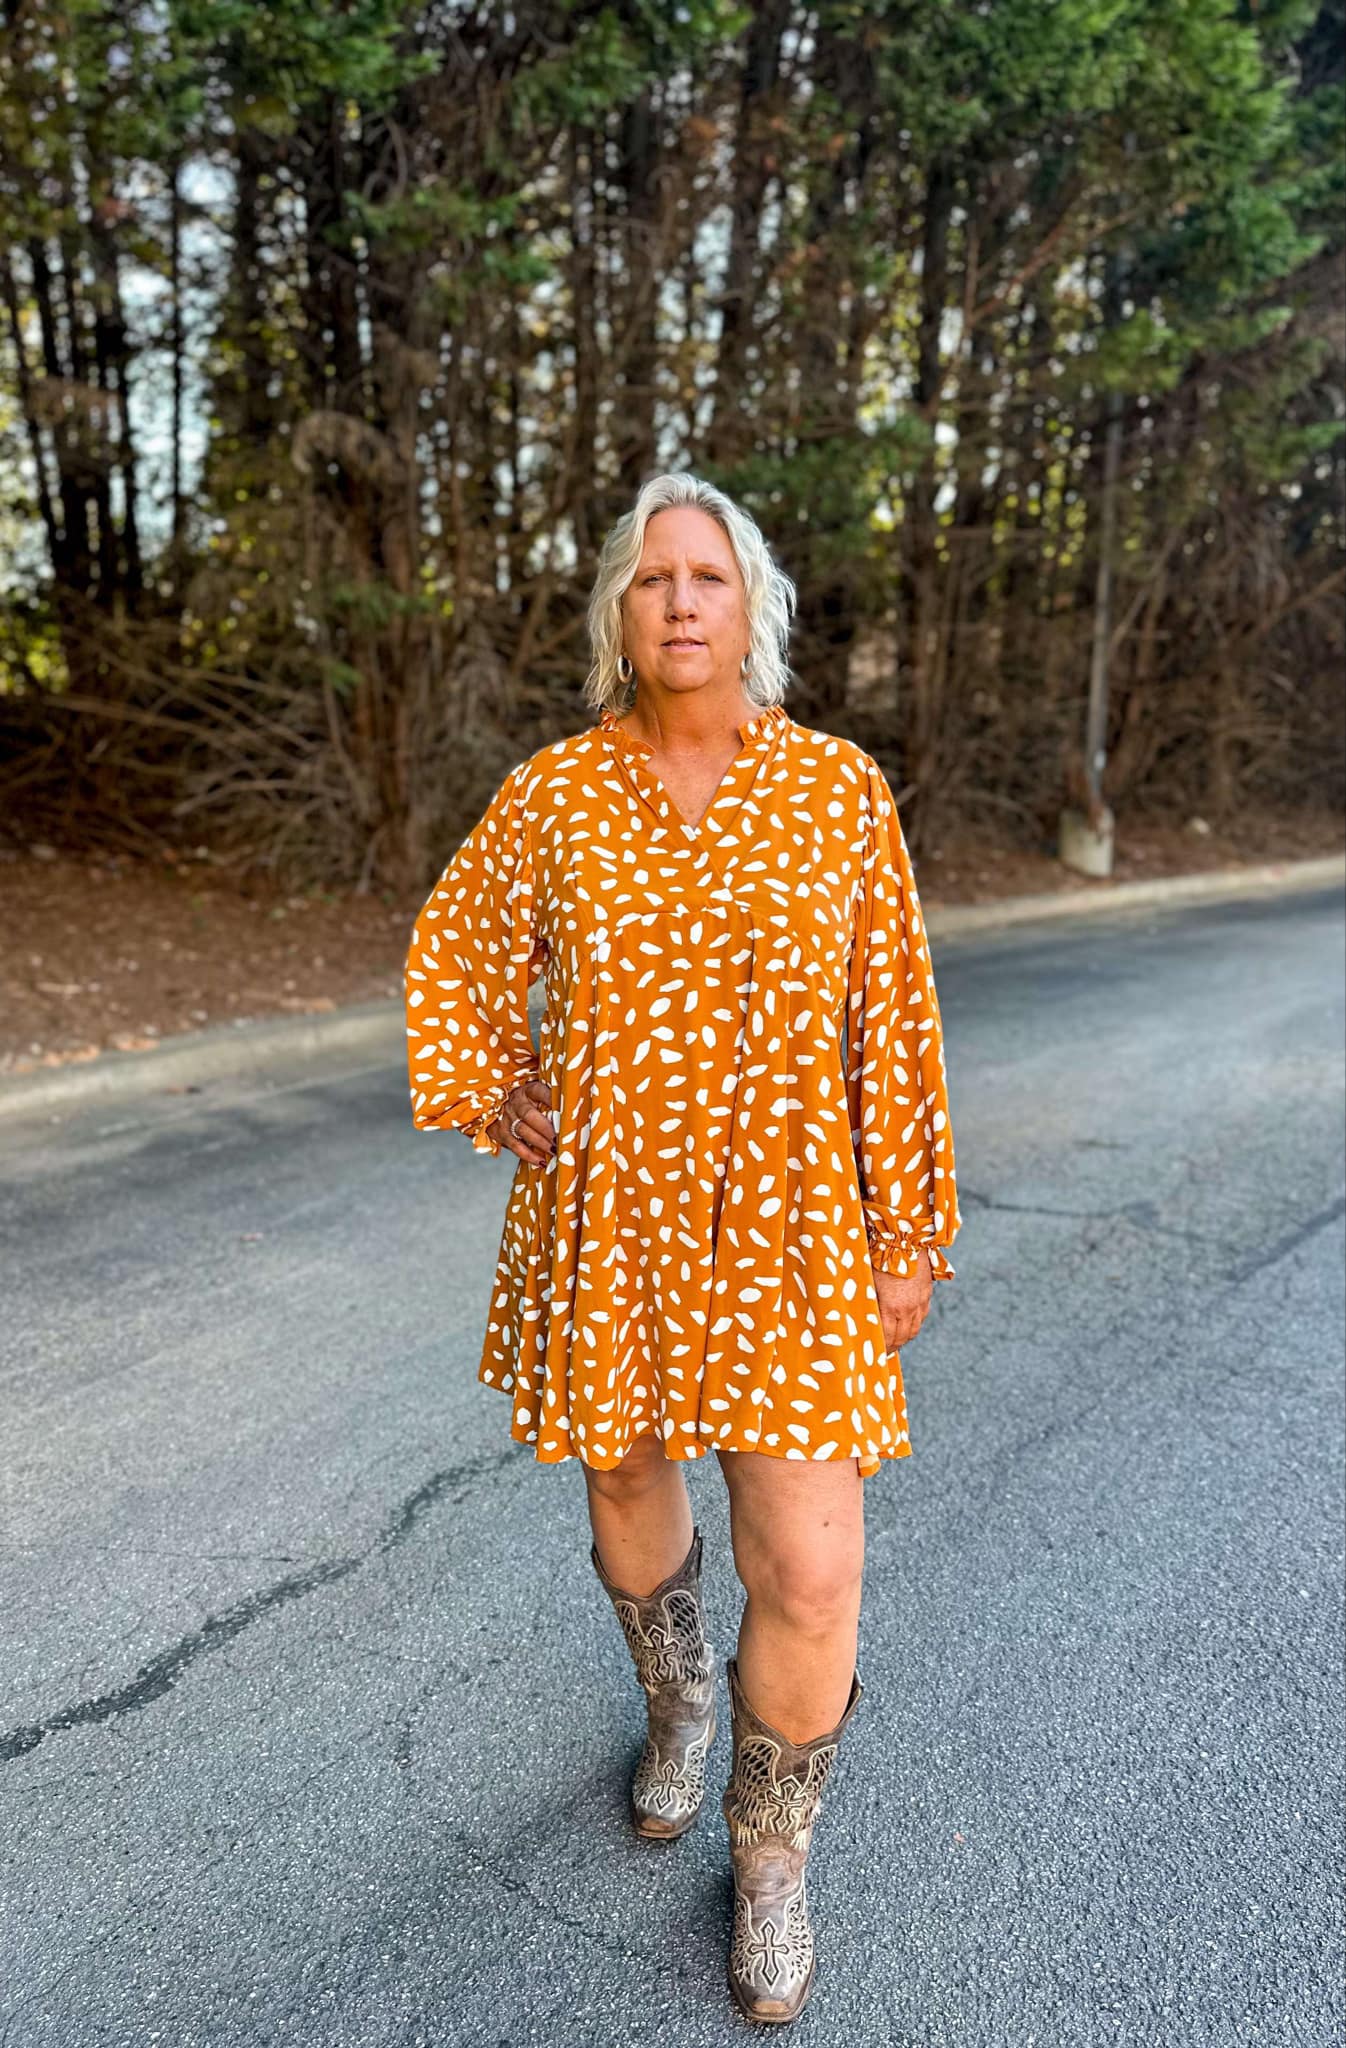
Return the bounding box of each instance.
[402,710,961,1479]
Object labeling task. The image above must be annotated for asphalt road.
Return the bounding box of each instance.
[2,883,1343,2048]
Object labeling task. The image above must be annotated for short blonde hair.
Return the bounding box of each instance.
[584,472,797,717]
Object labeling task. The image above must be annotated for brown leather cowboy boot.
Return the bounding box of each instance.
[590,1524,718,1839]
[721,1653,864,2023]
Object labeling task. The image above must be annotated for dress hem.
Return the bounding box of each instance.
[479,1373,911,1478]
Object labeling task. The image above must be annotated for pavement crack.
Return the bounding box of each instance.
[1223,1189,1345,1284]
[447,1827,681,1972]
[966,1180,1345,1274]
[0,1442,525,1767]
[960,1185,1213,1241]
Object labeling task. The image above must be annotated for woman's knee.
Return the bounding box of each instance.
[731,1512,864,1634]
[750,1552,863,1635]
[583,1430,673,1504]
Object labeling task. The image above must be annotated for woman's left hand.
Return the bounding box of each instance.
[874,1249,933,1353]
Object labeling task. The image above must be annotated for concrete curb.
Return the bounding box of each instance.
[926,850,1344,938]
[2,851,1340,1126]
[1,999,406,1125]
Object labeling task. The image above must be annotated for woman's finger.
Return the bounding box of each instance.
[517,1094,556,1147]
[519,1081,556,1141]
[497,1120,549,1162]
[495,1082,555,1160]
[883,1307,927,1348]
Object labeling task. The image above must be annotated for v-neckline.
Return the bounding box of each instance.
[598,703,786,836]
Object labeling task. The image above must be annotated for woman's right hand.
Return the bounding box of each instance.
[488,1077,556,1164]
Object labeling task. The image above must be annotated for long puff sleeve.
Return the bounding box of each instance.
[404,763,542,1155]
[844,754,962,1280]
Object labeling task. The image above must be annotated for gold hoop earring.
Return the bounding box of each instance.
[617,653,634,683]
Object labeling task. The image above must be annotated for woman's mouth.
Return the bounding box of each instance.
[664,639,704,649]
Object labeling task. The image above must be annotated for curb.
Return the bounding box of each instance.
[2,852,1340,1126]
[925,850,1344,938]
[0,999,405,1125]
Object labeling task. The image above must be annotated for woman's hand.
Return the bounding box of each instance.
[873,1249,933,1354]
[488,1077,556,1164]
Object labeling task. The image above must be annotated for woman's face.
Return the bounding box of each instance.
[620,506,750,704]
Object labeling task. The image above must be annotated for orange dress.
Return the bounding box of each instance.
[403,703,961,1477]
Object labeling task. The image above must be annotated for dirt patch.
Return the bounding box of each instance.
[0,851,412,1076]
[2,805,1341,1075]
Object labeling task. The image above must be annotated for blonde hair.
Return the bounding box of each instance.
[583,471,797,717]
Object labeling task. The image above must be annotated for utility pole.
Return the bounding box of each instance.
[1059,140,1133,878]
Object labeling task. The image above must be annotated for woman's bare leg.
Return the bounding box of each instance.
[582,1432,695,1593]
[714,1450,865,1740]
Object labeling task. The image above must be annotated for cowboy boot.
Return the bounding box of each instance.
[721,1653,864,2024]
[590,1524,718,1840]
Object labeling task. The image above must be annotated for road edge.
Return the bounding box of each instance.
[3,851,1341,1125]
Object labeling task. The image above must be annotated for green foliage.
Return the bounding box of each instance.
[320,657,364,700]
[0,0,1339,873]
[325,580,444,628]
[173,0,436,127]
[507,0,749,131]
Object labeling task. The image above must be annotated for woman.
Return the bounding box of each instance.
[404,471,961,2025]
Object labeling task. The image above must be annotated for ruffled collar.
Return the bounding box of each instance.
[598,702,787,756]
